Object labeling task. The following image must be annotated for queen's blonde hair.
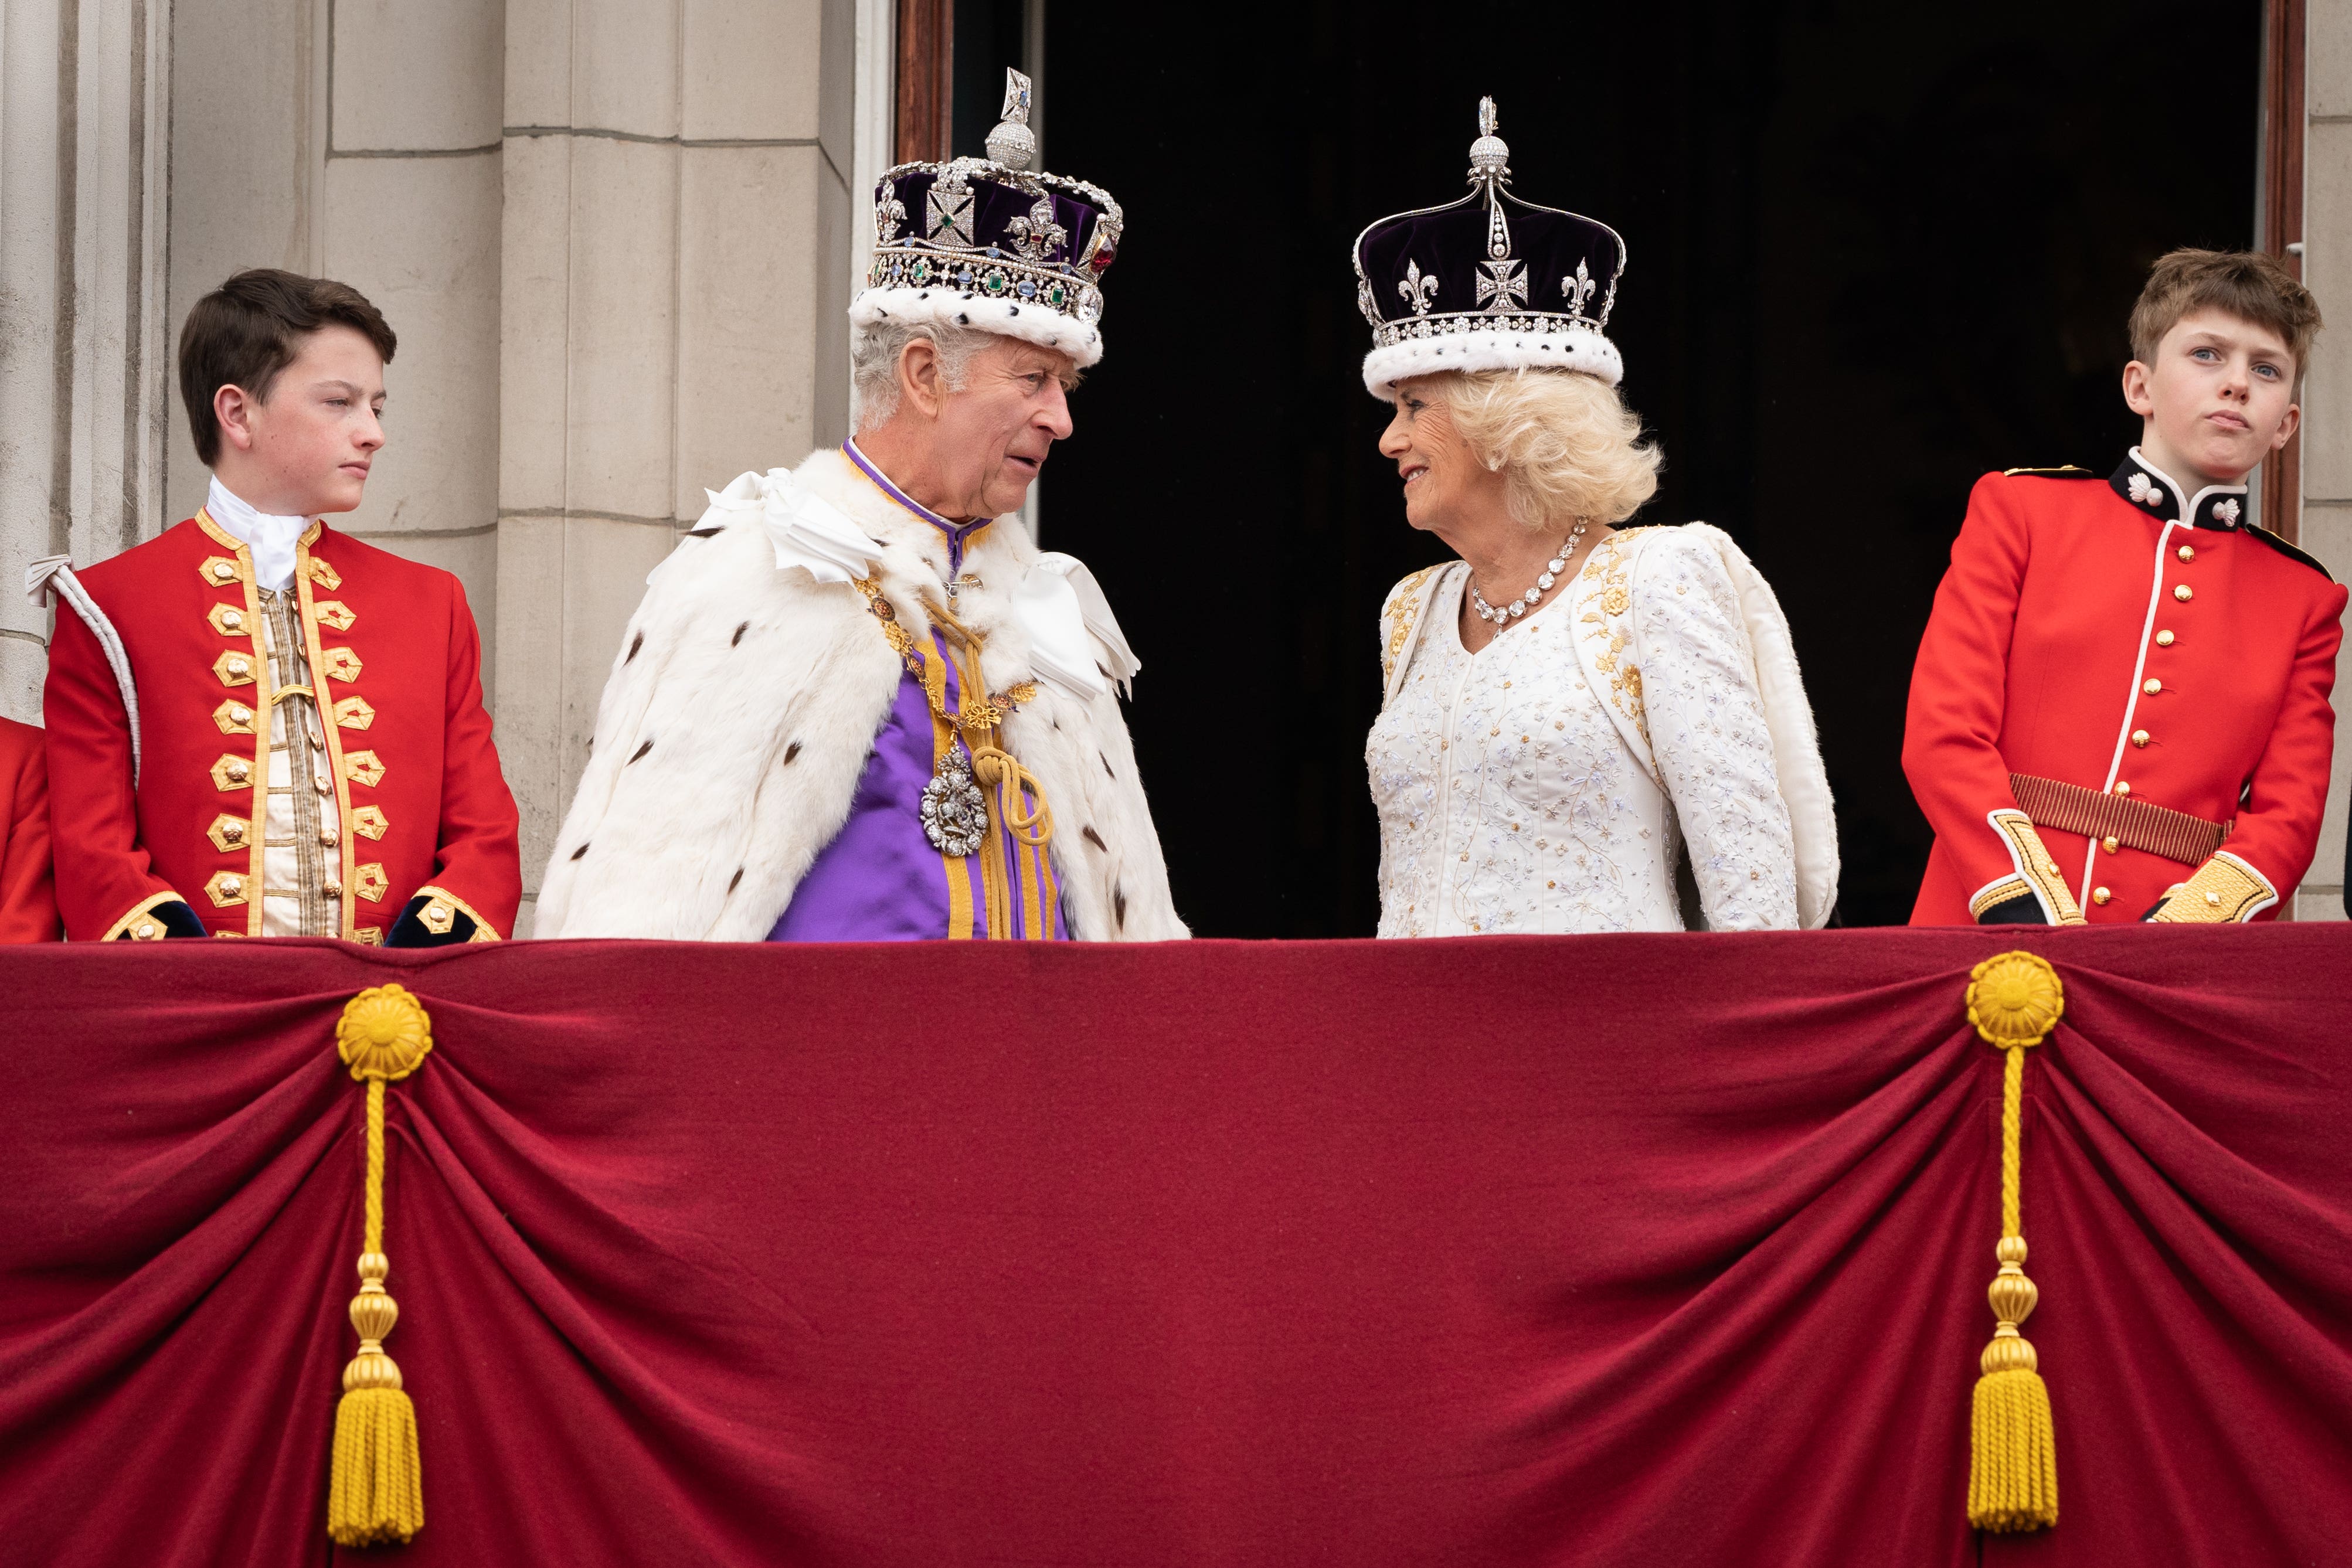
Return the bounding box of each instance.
[1422,368,1661,529]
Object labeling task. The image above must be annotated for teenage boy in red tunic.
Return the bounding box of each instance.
[40,270,519,943]
[1905,249,2341,926]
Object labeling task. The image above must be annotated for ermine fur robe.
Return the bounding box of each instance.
[534,447,1186,941]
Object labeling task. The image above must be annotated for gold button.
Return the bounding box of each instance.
[2177,544,2195,562]
[2175,584,2193,602]
[2093,887,2111,905]
[2143,678,2161,695]
[2132,729,2150,747]
[219,875,242,896]
[227,760,249,783]
[135,922,157,938]
[2156,630,2174,647]
[320,826,339,846]
[222,610,243,630]
[324,881,343,898]
[2114,781,2131,796]
[2102,836,2120,854]
[227,657,249,676]
[2206,890,2222,906]
[2044,861,2060,876]
[315,776,332,795]
[1460,852,1470,862]
[222,821,244,842]
[229,703,251,723]
[211,560,234,580]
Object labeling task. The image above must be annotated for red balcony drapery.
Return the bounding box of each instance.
[3,928,2349,1565]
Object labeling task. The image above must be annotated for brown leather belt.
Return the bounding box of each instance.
[2008,773,2229,866]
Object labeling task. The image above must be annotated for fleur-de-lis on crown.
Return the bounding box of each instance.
[1476,257,1527,315]
[875,192,906,246]
[1005,193,1068,261]
[1399,259,1440,317]
[1563,259,1597,319]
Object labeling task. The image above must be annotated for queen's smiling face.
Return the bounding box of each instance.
[1378,373,1511,543]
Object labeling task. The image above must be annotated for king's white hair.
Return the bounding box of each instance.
[850,319,994,433]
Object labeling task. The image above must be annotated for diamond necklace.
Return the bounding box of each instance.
[1468,519,1589,626]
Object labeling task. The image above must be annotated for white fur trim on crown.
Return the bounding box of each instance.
[851,286,1104,368]
[1361,324,1622,397]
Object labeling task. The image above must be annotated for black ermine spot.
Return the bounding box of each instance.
[1114,887,1127,930]
[628,740,653,764]
[728,867,744,893]
[570,842,590,861]
[732,621,749,647]
[626,631,643,663]
[785,742,802,764]
[1101,753,1114,779]
[1083,826,1107,852]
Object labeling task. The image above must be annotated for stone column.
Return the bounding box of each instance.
[496,0,857,932]
[2302,0,2352,916]
[0,0,171,723]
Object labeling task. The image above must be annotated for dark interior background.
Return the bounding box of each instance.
[956,0,2265,934]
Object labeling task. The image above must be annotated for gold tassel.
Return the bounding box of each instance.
[1963,953,2062,1533]
[326,985,435,1548]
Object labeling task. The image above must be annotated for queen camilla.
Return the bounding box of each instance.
[1356,103,1838,936]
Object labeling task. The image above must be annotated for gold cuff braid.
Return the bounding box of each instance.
[1987,811,2086,926]
[2149,851,2276,923]
[103,890,186,940]
[412,883,503,941]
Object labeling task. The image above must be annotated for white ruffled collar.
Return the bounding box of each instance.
[203,477,312,591]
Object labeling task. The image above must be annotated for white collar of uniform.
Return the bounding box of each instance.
[204,477,312,592]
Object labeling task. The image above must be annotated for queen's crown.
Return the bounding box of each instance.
[1352,98,1627,394]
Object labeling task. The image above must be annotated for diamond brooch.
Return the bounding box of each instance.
[920,745,989,857]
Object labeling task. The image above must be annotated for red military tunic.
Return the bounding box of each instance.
[1905,451,2346,926]
[0,717,60,941]
[42,509,520,941]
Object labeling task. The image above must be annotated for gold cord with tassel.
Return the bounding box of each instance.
[327,983,434,1547]
[1963,951,2062,1532]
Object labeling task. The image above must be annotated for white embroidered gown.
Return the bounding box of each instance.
[1368,526,1800,936]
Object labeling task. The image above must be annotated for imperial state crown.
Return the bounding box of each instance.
[856,69,1123,367]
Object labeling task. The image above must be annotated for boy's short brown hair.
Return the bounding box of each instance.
[176,269,397,465]
[2127,248,2321,379]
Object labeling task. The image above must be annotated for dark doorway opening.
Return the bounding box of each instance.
[983,1,2265,935]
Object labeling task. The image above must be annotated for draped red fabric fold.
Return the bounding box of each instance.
[2,929,2348,1566]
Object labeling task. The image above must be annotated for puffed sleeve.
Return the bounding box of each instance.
[1627,529,1798,930]
[386,573,521,945]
